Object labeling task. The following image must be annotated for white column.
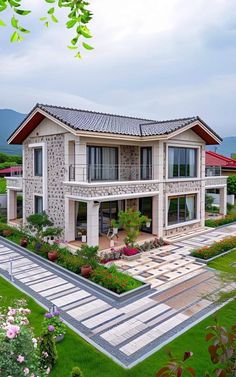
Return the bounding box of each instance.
[219,186,227,216]
[7,189,17,222]
[200,145,206,227]
[75,138,87,182]
[64,198,75,242]
[152,195,158,236]
[87,201,99,246]
[157,141,164,237]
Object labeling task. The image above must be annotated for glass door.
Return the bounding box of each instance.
[139,197,152,233]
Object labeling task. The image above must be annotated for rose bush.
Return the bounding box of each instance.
[0,300,52,377]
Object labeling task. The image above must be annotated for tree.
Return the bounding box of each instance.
[227,176,236,195]
[0,0,93,58]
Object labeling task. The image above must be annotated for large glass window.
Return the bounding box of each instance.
[87,146,118,181]
[141,147,152,180]
[168,147,197,178]
[168,195,196,225]
[34,196,43,214]
[34,148,43,176]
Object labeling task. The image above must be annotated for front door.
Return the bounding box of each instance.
[139,197,153,233]
[99,201,119,234]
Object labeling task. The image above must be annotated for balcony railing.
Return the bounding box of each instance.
[205,166,221,177]
[68,164,154,182]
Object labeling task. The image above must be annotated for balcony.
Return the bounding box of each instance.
[68,164,154,182]
[205,166,221,177]
[6,176,23,191]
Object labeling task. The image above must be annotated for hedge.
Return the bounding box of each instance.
[205,214,236,228]
[191,236,236,260]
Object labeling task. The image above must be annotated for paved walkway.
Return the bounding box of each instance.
[0,225,235,368]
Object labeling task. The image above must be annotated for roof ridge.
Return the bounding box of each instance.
[37,103,156,124]
[139,116,197,126]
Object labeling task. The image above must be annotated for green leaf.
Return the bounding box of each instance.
[14,9,31,15]
[75,52,82,59]
[39,17,47,21]
[82,42,94,50]
[78,25,92,38]
[47,7,54,14]
[11,16,18,28]
[44,21,49,27]
[19,26,30,33]
[71,36,79,46]
[45,0,55,3]
[0,19,6,26]
[67,45,78,50]
[66,19,77,29]
[10,30,19,42]
[51,14,58,23]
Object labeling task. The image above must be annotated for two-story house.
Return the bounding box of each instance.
[6,104,227,247]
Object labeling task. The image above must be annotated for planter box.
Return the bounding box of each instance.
[193,248,235,263]
[0,236,151,303]
[122,253,141,261]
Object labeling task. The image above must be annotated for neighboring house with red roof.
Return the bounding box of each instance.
[0,166,22,177]
[206,151,236,177]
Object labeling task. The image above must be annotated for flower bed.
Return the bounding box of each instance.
[0,223,143,295]
[191,236,236,260]
[205,214,236,228]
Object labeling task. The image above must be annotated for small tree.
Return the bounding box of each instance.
[71,367,83,377]
[38,331,58,372]
[227,176,236,195]
[27,212,62,241]
[117,209,150,248]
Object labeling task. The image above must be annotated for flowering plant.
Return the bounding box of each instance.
[0,300,51,376]
[42,310,66,337]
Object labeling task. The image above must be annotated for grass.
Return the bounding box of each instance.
[0,275,235,377]
[0,178,6,194]
[208,249,236,273]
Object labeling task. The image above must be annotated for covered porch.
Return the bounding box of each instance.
[6,177,23,226]
[65,191,162,249]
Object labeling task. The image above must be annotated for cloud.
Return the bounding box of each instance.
[0,0,236,136]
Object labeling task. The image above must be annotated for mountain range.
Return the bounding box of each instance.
[0,108,235,157]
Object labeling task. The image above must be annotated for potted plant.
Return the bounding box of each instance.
[76,244,99,278]
[146,219,151,228]
[81,229,87,243]
[42,310,66,343]
[111,219,119,234]
[47,248,58,262]
[2,228,13,237]
[117,209,149,250]
[20,237,28,247]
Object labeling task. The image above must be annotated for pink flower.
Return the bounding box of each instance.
[46,367,50,374]
[24,368,30,375]
[6,329,16,339]
[7,308,16,316]
[17,354,25,363]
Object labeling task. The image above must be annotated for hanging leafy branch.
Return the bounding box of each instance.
[0,0,93,58]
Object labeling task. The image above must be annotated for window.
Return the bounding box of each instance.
[87,146,118,181]
[141,147,152,180]
[34,196,43,214]
[168,195,196,225]
[34,148,43,176]
[168,147,197,178]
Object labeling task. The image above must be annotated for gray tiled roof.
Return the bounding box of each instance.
[37,104,199,137]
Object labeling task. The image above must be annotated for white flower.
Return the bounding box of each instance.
[24,368,30,375]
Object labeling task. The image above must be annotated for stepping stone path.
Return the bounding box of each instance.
[0,224,236,368]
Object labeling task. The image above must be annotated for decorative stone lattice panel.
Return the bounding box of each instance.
[205,177,227,187]
[120,145,139,180]
[23,134,65,229]
[164,180,201,194]
[164,221,201,237]
[64,182,160,198]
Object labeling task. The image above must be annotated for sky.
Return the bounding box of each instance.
[0,0,236,136]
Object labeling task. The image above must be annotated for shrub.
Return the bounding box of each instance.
[191,236,236,259]
[76,244,99,268]
[57,251,84,273]
[205,213,236,228]
[117,209,150,248]
[0,302,43,377]
[71,367,83,377]
[227,175,236,195]
[42,310,66,337]
[38,331,58,372]
[26,212,54,239]
[90,265,142,294]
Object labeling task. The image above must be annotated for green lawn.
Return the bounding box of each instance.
[0,178,6,194]
[0,276,235,377]
[208,249,236,274]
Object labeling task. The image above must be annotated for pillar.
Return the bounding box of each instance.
[219,186,227,216]
[7,189,17,222]
[65,198,75,242]
[87,201,100,246]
